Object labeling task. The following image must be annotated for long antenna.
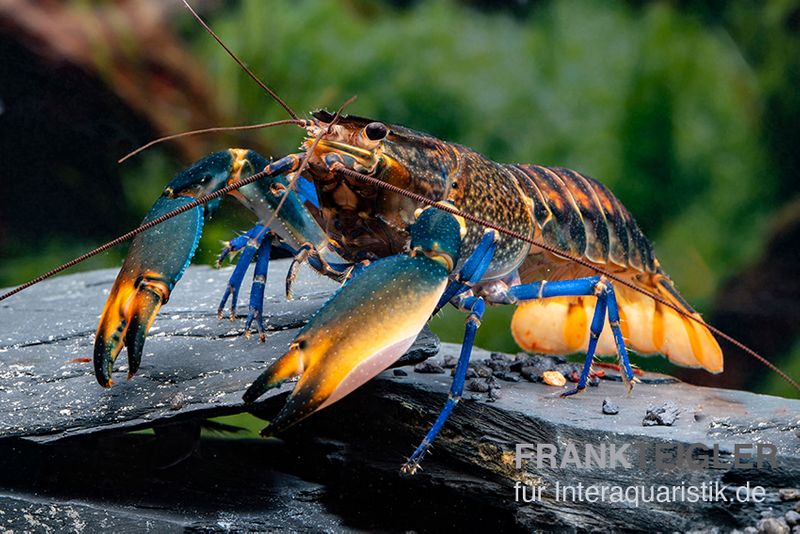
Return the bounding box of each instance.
[182,0,299,121]
[118,119,306,163]
[331,164,800,393]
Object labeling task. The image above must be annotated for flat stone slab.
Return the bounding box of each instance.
[0,263,437,442]
[1,265,799,532]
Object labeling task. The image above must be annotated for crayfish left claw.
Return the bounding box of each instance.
[94,195,204,387]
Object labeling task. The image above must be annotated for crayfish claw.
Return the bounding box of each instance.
[93,274,169,386]
[124,283,166,379]
[242,344,305,404]
[93,195,205,387]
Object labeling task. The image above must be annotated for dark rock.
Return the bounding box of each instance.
[442,354,458,368]
[780,489,800,501]
[785,511,800,527]
[757,517,790,534]
[3,266,800,532]
[414,361,445,374]
[588,376,601,387]
[602,398,619,415]
[643,401,680,426]
[393,369,408,377]
[494,371,521,383]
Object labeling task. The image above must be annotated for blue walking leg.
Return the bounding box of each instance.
[402,295,485,475]
[435,230,496,311]
[244,237,272,342]
[215,224,265,267]
[506,276,634,394]
[605,284,634,389]
[561,295,607,397]
[217,226,268,320]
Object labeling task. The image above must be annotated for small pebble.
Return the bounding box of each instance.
[542,370,566,387]
[602,399,619,415]
[442,355,458,368]
[780,489,800,501]
[588,376,601,387]
[484,359,509,372]
[475,364,493,378]
[490,352,513,362]
[519,365,540,382]
[757,517,789,534]
[786,511,800,527]
[169,392,186,411]
[467,378,490,393]
[465,367,477,379]
[414,361,445,374]
[393,369,407,377]
[494,371,521,382]
[643,401,680,426]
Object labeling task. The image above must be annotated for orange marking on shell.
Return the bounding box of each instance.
[564,299,587,351]
[652,302,665,349]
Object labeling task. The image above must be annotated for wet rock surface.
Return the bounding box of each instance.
[1,265,800,532]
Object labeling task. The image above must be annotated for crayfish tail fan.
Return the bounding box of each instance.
[603,273,722,373]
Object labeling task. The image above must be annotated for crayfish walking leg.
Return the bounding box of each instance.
[504,276,634,394]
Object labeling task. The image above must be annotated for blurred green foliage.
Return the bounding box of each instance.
[4,0,798,395]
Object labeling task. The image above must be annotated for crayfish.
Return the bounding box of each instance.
[3,1,797,475]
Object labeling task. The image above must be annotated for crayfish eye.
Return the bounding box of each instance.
[364,122,388,141]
